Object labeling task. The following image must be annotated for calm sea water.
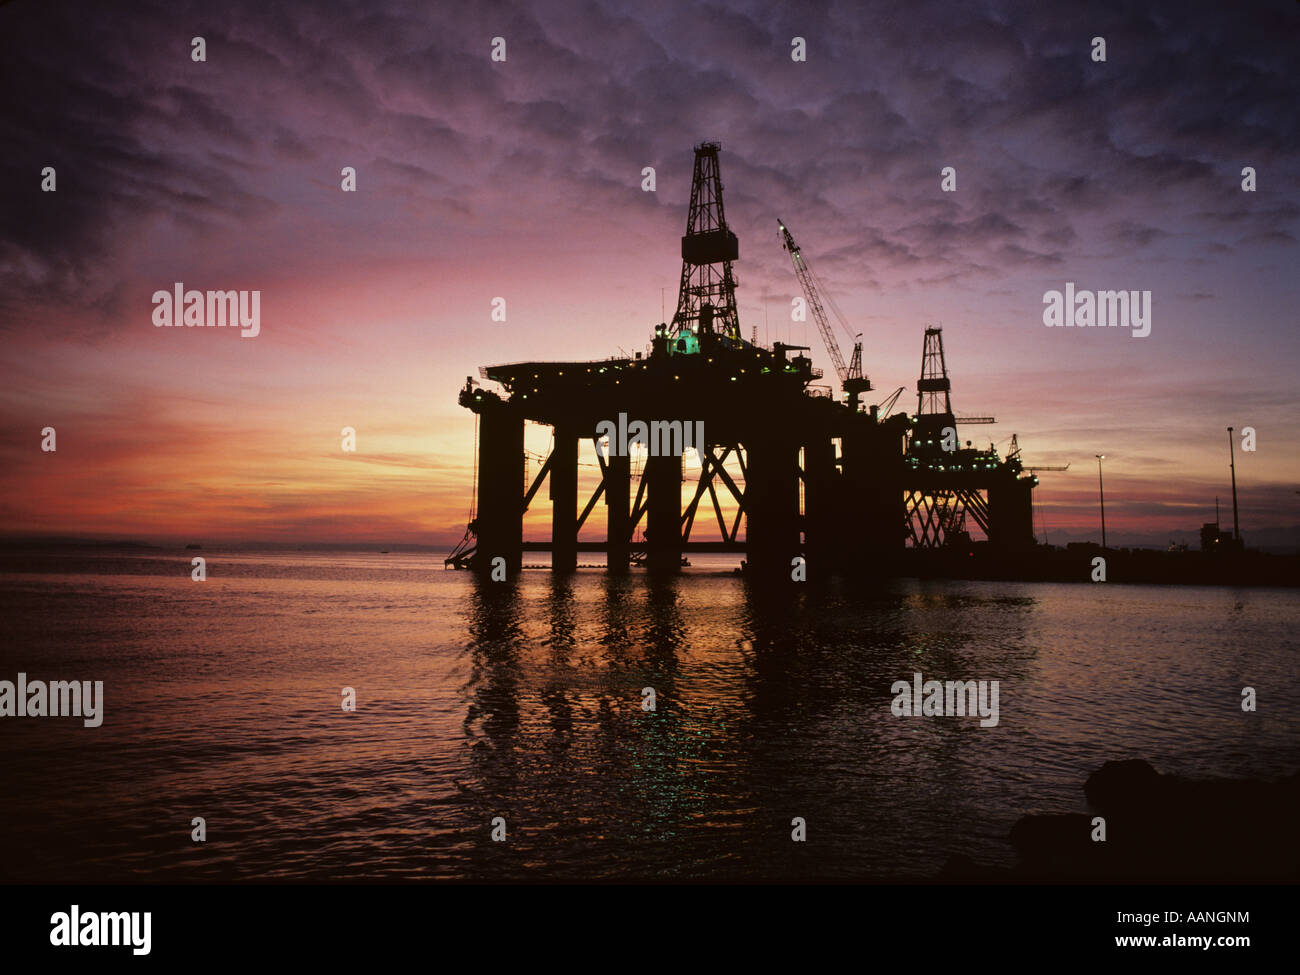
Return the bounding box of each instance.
[1,548,1296,882]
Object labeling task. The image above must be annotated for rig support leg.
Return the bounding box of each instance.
[550,422,579,573]
[745,430,802,579]
[645,451,682,573]
[803,435,837,577]
[606,450,631,573]
[474,405,524,577]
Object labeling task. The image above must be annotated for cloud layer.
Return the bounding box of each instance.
[1,0,1297,544]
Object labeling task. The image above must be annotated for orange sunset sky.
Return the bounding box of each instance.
[2,1,1297,550]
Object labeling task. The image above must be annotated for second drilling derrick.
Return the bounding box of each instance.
[903,326,1036,549]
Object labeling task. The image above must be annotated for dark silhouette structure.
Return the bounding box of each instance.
[449,142,1038,578]
[943,759,1300,882]
[1227,426,1241,542]
[902,327,1036,550]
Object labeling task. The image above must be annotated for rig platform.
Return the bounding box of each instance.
[448,142,1037,581]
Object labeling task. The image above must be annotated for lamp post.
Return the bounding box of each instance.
[1227,427,1240,542]
[1096,454,1107,549]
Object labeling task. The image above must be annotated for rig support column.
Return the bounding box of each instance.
[606,450,631,573]
[802,435,838,576]
[550,423,579,573]
[475,404,524,576]
[745,430,802,578]
[842,416,907,567]
[645,450,682,572]
[988,477,1035,550]
[871,420,908,560]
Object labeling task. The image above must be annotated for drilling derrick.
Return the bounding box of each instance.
[915,327,954,438]
[906,325,969,547]
[671,142,741,342]
[903,326,1035,550]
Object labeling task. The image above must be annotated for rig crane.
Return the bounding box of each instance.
[778,219,872,410]
[876,385,906,419]
[1006,434,1069,474]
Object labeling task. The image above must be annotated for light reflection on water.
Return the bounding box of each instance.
[0,550,1296,881]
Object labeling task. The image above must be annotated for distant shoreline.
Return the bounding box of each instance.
[0,543,1296,589]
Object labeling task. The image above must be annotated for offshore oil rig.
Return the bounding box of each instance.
[447,142,1042,580]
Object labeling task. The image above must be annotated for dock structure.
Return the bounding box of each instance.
[449,142,1036,579]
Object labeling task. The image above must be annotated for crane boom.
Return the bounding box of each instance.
[878,385,906,418]
[779,219,847,382]
[778,219,871,408]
